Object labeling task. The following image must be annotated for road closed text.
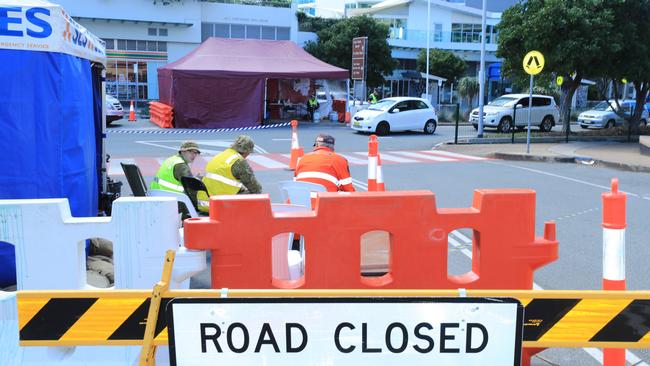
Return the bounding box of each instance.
[199,321,489,354]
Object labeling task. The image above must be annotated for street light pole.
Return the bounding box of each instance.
[425,0,430,100]
[477,0,487,138]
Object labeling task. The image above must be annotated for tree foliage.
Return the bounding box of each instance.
[458,77,479,107]
[303,15,397,88]
[296,12,339,33]
[416,48,466,83]
[497,0,619,131]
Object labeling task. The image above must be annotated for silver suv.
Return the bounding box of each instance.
[470,94,560,132]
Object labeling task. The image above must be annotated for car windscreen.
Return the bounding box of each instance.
[592,101,615,111]
[368,100,394,111]
[488,97,518,106]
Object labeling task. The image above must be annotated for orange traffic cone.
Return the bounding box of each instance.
[288,120,304,170]
[128,101,136,122]
[367,134,378,191]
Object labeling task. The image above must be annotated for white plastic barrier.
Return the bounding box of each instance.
[0,197,207,365]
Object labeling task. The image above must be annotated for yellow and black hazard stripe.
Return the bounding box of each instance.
[521,298,650,348]
[16,290,650,348]
[18,294,171,346]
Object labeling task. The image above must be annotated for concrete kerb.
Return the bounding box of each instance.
[488,152,650,174]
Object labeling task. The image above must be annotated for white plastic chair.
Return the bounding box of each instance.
[149,189,199,218]
[270,203,311,281]
[278,180,326,209]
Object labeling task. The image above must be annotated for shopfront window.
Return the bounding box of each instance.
[105,60,149,101]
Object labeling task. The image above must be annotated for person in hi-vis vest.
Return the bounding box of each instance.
[294,134,355,192]
[197,135,262,213]
[150,140,201,219]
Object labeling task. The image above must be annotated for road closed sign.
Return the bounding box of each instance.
[167,297,523,366]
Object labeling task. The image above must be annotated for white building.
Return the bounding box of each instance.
[348,0,502,102]
[56,0,299,101]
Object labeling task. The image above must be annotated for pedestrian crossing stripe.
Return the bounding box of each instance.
[16,290,650,348]
[107,150,488,176]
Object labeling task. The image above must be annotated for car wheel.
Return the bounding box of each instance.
[605,120,615,129]
[640,119,647,127]
[423,120,437,135]
[472,124,478,130]
[580,125,589,129]
[540,116,554,132]
[376,121,390,136]
[497,117,512,133]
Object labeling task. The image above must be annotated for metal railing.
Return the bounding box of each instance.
[200,0,292,7]
[388,28,499,44]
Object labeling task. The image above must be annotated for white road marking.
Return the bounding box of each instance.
[247,155,287,169]
[352,178,368,190]
[339,153,369,165]
[374,152,418,163]
[107,158,134,176]
[390,151,455,162]
[272,138,293,141]
[488,161,640,197]
[426,150,486,160]
[451,229,647,365]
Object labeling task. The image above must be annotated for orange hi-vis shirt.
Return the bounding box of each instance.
[294,146,355,192]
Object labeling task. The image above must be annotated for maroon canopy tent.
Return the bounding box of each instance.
[158,38,349,129]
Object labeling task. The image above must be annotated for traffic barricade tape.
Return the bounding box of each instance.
[15,289,650,348]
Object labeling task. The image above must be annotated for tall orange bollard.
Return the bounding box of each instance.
[367,134,378,191]
[288,119,304,171]
[602,178,626,366]
[376,154,385,191]
[128,100,136,122]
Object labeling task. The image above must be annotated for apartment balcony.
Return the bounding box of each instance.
[388,28,499,52]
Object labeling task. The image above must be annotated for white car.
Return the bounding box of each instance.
[350,97,438,136]
[105,95,124,125]
[578,100,648,129]
[469,94,560,132]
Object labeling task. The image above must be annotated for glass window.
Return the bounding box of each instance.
[157,42,167,52]
[433,23,442,42]
[147,41,157,51]
[137,40,147,51]
[262,26,275,40]
[159,28,168,36]
[215,23,229,38]
[276,27,290,40]
[246,25,261,39]
[103,39,114,49]
[148,28,157,36]
[517,98,530,107]
[126,40,137,50]
[201,23,213,41]
[117,39,127,50]
[532,97,551,107]
[231,24,245,39]
[393,101,409,111]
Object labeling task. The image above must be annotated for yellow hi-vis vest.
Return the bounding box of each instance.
[197,148,243,212]
[150,155,185,193]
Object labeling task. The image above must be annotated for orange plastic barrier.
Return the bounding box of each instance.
[332,99,347,122]
[149,101,173,128]
[184,189,558,290]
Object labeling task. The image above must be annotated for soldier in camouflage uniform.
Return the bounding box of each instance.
[197,135,262,212]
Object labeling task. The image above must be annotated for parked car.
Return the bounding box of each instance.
[469,94,560,132]
[578,100,648,129]
[350,97,437,136]
[106,95,124,125]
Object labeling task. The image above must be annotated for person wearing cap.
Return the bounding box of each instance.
[151,141,201,219]
[294,134,355,192]
[197,135,262,212]
[151,140,200,194]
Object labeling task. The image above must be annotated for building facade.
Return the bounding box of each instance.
[56,0,298,102]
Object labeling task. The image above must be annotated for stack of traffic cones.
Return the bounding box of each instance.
[128,101,136,122]
[288,120,304,170]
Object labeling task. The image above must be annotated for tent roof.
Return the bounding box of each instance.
[161,38,348,79]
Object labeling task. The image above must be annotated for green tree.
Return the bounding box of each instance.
[458,77,479,107]
[416,48,466,83]
[304,15,397,88]
[497,0,619,131]
[606,0,650,128]
[296,12,339,33]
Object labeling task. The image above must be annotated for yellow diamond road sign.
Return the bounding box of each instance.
[523,51,544,75]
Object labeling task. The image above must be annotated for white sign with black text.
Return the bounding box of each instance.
[167,297,523,366]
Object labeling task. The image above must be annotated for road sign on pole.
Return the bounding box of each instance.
[522,50,545,153]
[351,37,367,81]
[167,297,523,366]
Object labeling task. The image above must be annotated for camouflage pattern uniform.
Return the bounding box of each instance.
[230,135,262,194]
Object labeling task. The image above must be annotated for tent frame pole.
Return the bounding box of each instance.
[264,78,268,123]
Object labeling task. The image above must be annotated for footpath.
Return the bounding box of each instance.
[435,140,650,173]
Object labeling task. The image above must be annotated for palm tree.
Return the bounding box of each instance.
[458,76,479,107]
